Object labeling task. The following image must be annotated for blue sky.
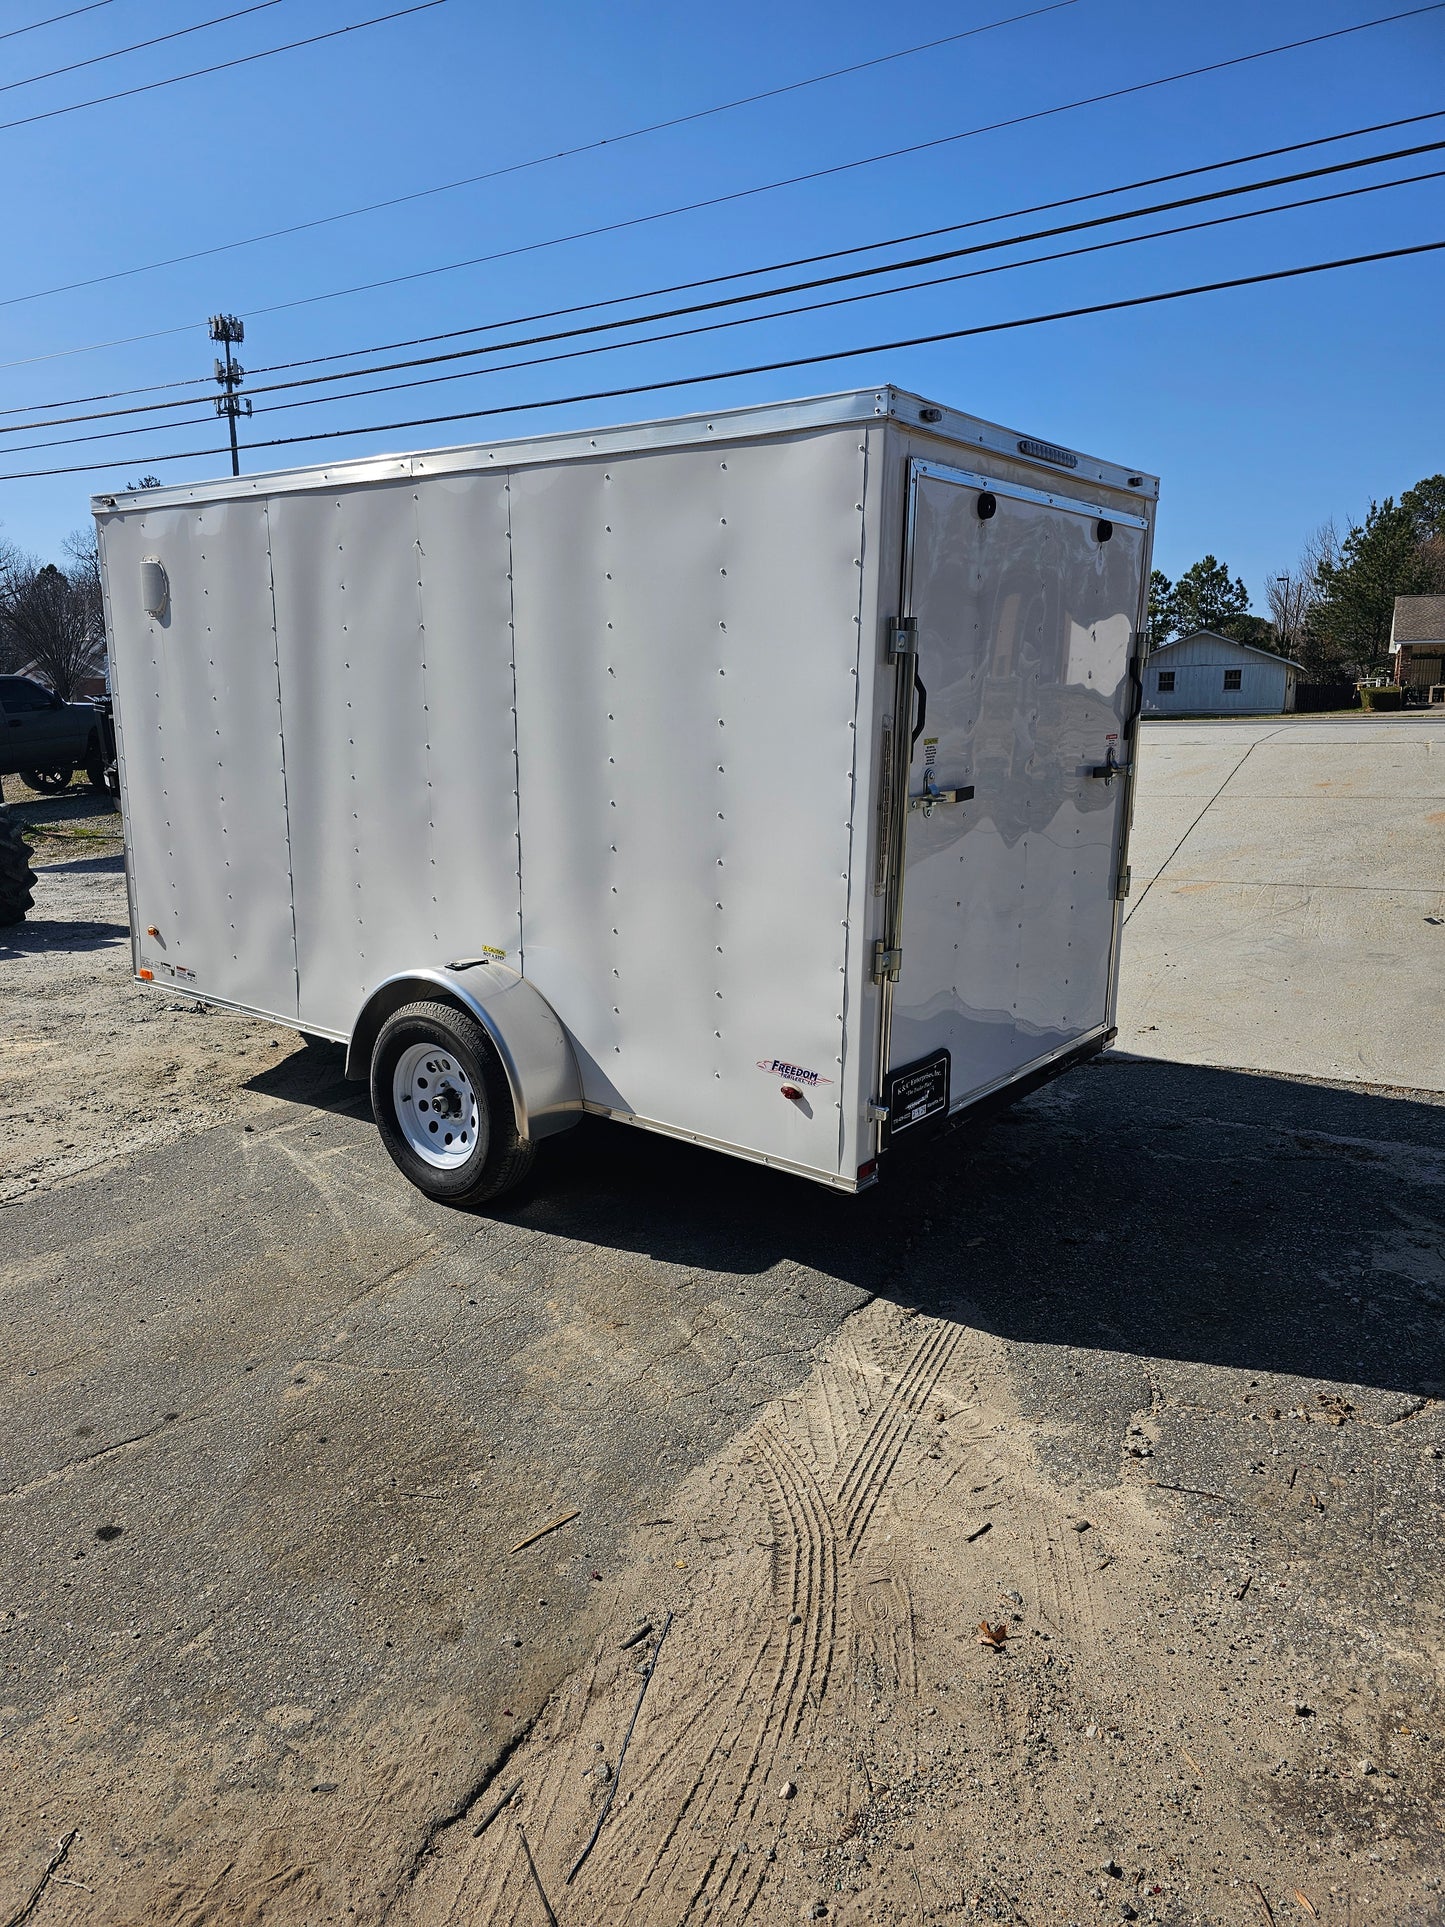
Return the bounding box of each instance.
[2,0,1443,608]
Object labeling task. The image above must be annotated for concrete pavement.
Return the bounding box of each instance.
[1118,714,1445,1091]
[2,720,1443,1923]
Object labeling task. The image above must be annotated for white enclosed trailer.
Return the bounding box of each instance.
[95,388,1156,1204]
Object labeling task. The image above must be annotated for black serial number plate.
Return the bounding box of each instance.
[885,1049,950,1144]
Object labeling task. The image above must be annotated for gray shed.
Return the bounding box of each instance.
[1142,629,1300,716]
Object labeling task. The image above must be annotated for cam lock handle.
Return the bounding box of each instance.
[909,769,975,816]
[1088,745,1130,786]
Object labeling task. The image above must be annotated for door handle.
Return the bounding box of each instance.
[1088,745,1129,785]
[908,771,974,816]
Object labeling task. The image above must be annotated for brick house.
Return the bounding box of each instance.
[1390,595,1445,694]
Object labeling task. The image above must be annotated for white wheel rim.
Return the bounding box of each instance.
[392,1041,482,1169]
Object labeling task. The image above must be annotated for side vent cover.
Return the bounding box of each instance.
[140,557,169,620]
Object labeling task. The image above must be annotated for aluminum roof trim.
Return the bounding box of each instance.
[92,384,1158,514]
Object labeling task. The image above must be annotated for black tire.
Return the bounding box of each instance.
[369,999,535,1206]
[0,812,36,926]
[20,766,73,794]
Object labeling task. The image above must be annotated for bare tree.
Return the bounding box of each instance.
[0,556,105,701]
[62,525,106,671]
[1418,530,1445,594]
[1267,521,1353,679]
[0,540,34,674]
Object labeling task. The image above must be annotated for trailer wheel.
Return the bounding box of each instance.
[369,1000,535,1206]
[0,811,36,925]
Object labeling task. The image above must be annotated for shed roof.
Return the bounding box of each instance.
[1151,628,1303,671]
[1391,595,1445,645]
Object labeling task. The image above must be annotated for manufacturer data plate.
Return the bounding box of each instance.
[884,1049,950,1145]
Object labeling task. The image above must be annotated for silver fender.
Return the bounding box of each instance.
[346,965,583,1142]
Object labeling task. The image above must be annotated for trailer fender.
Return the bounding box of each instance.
[345,966,583,1142]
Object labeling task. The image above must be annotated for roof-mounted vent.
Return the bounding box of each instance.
[1017,437,1078,469]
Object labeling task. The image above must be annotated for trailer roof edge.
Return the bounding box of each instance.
[90,384,1159,514]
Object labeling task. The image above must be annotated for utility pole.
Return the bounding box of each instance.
[208,314,251,476]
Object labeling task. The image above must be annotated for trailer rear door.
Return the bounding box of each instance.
[883,458,1145,1124]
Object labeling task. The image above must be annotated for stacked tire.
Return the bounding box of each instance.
[0,811,36,925]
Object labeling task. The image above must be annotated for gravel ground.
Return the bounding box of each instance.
[1,757,1442,1927]
[1,781,328,1205]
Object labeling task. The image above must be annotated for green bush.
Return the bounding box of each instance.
[1357,684,1404,711]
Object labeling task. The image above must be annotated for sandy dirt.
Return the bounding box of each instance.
[396,1285,1444,1927]
[1,786,321,1205]
[2,755,1443,1927]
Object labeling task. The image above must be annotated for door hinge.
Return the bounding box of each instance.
[867,1100,890,1123]
[1115,865,1132,900]
[872,940,902,984]
[885,615,917,661]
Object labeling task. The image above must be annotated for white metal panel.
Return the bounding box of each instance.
[889,462,1142,1095]
[97,499,298,1019]
[510,428,868,1178]
[267,479,521,1036]
[411,473,525,965]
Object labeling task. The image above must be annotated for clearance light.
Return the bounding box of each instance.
[138,968,154,981]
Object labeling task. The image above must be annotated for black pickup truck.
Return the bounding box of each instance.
[0,674,108,795]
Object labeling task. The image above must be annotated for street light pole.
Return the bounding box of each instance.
[208,314,251,477]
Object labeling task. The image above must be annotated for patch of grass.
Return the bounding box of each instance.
[32,821,121,842]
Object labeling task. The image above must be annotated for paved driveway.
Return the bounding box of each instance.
[2,727,1442,1926]
[1119,714,1445,1091]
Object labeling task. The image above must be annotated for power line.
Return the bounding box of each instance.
[223,145,1445,402]
[0,0,444,136]
[1,1,1438,372]
[1,0,284,99]
[250,168,1445,413]
[226,1,1445,328]
[10,164,1444,456]
[7,135,1444,440]
[6,104,1445,418]
[247,108,1445,379]
[0,1,114,43]
[10,238,1441,483]
[0,1,1076,311]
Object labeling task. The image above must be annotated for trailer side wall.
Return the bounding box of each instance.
[507,426,870,1178]
[98,498,300,1022]
[100,475,524,1038]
